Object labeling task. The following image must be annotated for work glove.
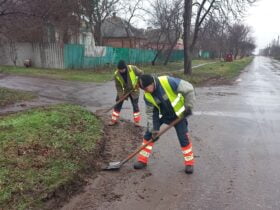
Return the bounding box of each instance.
[151,130,160,142]
[184,106,193,118]
[134,82,140,90]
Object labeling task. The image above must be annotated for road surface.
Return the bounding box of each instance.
[1,56,280,209]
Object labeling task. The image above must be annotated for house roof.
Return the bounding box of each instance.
[102,14,145,39]
[145,28,178,44]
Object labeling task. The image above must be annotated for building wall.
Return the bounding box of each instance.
[0,43,33,66]
[103,37,145,49]
[103,38,123,48]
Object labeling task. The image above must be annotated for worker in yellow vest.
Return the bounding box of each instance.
[134,74,195,174]
[109,60,143,126]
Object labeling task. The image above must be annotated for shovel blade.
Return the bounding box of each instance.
[102,161,122,171]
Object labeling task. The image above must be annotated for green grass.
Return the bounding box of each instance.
[0,104,102,209]
[0,88,37,107]
[0,59,212,83]
[139,59,214,74]
[139,61,184,74]
[0,66,113,83]
[172,57,254,86]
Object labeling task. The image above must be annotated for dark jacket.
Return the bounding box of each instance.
[114,65,143,99]
[144,76,195,132]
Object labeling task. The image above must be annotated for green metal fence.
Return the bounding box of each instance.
[64,44,184,69]
[64,44,85,69]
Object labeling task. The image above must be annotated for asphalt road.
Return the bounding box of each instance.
[1,56,280,209]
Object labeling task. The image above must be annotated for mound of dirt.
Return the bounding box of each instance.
[96,110,144,165]
[202,77,234,86]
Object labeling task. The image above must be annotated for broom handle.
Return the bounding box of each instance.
[120,117,183,165]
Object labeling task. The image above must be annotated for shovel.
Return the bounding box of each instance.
[103,116,184,171]
[103,89,135,113]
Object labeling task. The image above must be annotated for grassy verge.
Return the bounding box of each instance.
[139,60,212,73]
[0,104,102,209]
[172,57,254,86]
[141,60,217,75]
[0,87,37,107]
[0,66,113,83]
[0,59,212,83]
[139,61,184,74]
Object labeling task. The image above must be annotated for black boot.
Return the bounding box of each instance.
[133,161,147,169]
[185,165,194,174]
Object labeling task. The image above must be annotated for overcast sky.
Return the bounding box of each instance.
[133,0,279,52]
[245,0,280,52]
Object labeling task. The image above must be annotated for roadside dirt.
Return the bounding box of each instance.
[200,76,234,86]
[95,109,144,166]
[45,109,144,210]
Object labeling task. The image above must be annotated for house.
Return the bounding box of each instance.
[44,15,95,46]
[143,28,183,50]
[102,13,146,48]
[101,13,183,51]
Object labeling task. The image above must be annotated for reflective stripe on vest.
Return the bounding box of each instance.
[144,76,185,117]
[115,65,138,91]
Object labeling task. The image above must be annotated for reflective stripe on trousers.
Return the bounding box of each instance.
[133,112,141,123]
[111,110,120,122]
[181,139,194,166]
[137,139,154,163]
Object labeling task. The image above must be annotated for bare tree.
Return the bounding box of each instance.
[117,0,143,48]
[183,0,257,75]
[260,37,280,58]
[143,28,166,65]
[196,17,228,59]
[82,0,120,45]
[196,20,255,59]
[0,0,12,16]
[147,0,184,65]
[239,38,256,58]
[0,0,28,17]
[0,0,81,44]
[152,33,166,65]
[163,0,184,65]
[227,23,252,59]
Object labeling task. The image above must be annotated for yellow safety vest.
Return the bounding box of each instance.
[115,65,137,91]
[144,76,185,117]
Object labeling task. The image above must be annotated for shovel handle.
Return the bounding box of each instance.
[104,89,134,113]
[120,117,183,165]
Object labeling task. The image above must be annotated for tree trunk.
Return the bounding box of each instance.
[9,40,17,66]
[163,40,178,65]
[94,23,102,46]
[152,49,162,65]
[219,50,224,60]
[183,0,192,75]
[234,48,239,60]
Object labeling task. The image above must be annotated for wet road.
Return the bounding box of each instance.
[1,56,280,209]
